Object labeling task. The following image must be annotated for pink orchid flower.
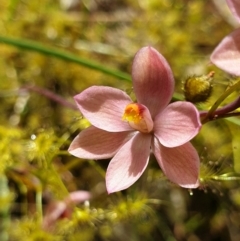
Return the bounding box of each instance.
[210,0,240,76]
[69,46,201,194]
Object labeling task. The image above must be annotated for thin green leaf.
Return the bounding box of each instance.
[0,35,131,81]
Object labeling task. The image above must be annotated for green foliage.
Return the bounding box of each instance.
[0,126,23,173]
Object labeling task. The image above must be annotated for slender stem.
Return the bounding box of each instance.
[201,80,240,123]
[200,96,240,121]
[48,164,69,200]
[36,188,43,223]
[0,175,10,241]
[0,35,131,81]
[203,111,240,122]
[21,85,78,110]
[89,160,106,178]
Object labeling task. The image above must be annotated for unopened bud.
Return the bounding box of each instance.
[183,71,214,103]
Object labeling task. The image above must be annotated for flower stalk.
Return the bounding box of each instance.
[200,80,240,123]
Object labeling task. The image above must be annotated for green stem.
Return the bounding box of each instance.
[201,80,240,123]
[36,188,43,223]
[89,160,106,178]
[0,35,131,81]
[0,175,10,241]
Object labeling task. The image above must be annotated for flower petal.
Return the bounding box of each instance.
[154,101,201,147]
[68,126,135,159]
[66,191,91,204]
[132,46,174,118]
[152,138,200,188]
[74,86,133,132]
[227,0,240,22]
[106,132,151,193]
[210,28,240,76]
[42,201,67,229]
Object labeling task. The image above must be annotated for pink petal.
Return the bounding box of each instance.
[210,28,240,76]
[74,86,133,132]
[152,138,200,188]
[154,101,201,148]
[42,201,67,229]
[68,126,135,159]
[106,133,151,193]
[227,0,240,22]
[66,191,91,204]
[132,46,174,118]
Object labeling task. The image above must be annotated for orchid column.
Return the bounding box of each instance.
[69,47,202,193]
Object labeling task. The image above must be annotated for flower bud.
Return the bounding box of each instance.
[183,71,214,103]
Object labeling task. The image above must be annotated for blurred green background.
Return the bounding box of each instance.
[1,0,240,240]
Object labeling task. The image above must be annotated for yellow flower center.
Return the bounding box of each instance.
[122,103,153,133]
[122,103,143,123]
